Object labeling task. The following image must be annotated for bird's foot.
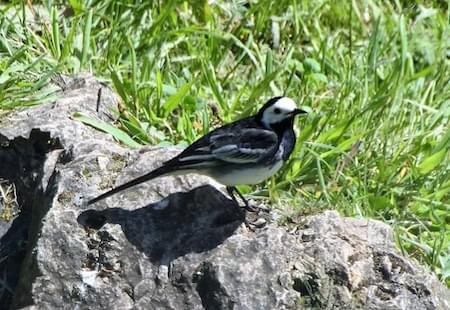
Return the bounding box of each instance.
[241,202,270,213]
[243,217,268,231]
[244,220,256,231]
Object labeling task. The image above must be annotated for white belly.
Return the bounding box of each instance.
[208,161,284,186]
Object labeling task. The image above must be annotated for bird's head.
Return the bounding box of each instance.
[258,96,307,128]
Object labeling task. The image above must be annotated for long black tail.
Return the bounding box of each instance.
[88,165,173,205]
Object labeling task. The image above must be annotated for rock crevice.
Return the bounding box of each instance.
[0,129,63,309]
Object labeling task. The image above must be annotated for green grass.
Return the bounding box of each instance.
[1,0,449,286]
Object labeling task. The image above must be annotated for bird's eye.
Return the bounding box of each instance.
[273,108,281,114]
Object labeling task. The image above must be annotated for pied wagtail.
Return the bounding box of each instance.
[88,96,307,209]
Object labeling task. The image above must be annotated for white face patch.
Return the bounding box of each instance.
[261,97,297,127]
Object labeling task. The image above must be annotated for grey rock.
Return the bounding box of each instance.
[0,75,448,310]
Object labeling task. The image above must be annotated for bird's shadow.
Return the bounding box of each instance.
[77,185,245,265]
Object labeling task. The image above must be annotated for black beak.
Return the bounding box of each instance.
[291,108,308,116]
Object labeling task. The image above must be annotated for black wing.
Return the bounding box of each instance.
[172,127,279,168]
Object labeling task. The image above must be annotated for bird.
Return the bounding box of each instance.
[88,96,307,210]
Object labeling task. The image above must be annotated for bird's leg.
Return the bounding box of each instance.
[226,186,254,211]
[226,186,268,213]
[225,186,256,231]
[226,186,240,206]
[233,186,257,212]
